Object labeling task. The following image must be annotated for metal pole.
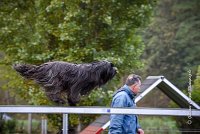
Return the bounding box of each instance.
[44,118,47,134]
[28,113,32,134]
[41,117,44,134]
[63,114,68,134]
[0,106,200,116]
[41,116,47,134]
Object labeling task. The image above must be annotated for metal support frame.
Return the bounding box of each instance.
[1,106,200,134]
[28,113,32,134]
[0,106,200,116]
[41,117,47,134]
[63,114,68,134]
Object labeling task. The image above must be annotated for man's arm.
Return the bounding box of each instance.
[109,94,127,134]
[109,114,124,133]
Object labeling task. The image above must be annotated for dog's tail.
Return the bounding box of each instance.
[13,64,37,79]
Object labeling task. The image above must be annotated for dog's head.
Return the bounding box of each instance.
[96,61,117,85]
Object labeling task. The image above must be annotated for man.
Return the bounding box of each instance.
[109,74,144,134]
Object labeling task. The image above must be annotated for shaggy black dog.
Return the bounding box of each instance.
[13,61,117,106]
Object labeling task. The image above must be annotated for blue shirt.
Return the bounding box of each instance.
[109,85,141,134]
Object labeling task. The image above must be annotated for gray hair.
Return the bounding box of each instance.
[125,74,141,86]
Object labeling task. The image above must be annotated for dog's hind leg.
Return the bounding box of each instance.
[45,87,66,104]
[67,92,81,106]
[67,84,82,106]
[46,93,66,104]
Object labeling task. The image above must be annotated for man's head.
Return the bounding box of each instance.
[125,74,141,94]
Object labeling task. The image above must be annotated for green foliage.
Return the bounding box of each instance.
[103,116,180,134]
[142,0,200,131]
[0,65,50,105]
[80,88,114,106]
[0,117,41,134]
[170,66,200,129]
[0,119,16,134]
[192,66,200,105]
[0,0,156,72]
[139,117,180,134]
[142,0,200,89]
[17,119,41,133]
[0,0,156,132]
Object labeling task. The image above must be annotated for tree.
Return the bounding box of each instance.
[141,0,200,131]
[142,0,200,89]
[0,0,156,132]
[174,66,200,130]
[192,66,200,105]
[191,65,200,127]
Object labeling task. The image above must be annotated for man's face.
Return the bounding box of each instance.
[130,80,141,94]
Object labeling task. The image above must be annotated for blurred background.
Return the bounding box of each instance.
[0,0,199,133]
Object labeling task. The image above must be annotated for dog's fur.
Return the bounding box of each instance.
[13,61,117,105]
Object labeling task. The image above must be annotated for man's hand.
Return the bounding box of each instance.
[138,128,144,134]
